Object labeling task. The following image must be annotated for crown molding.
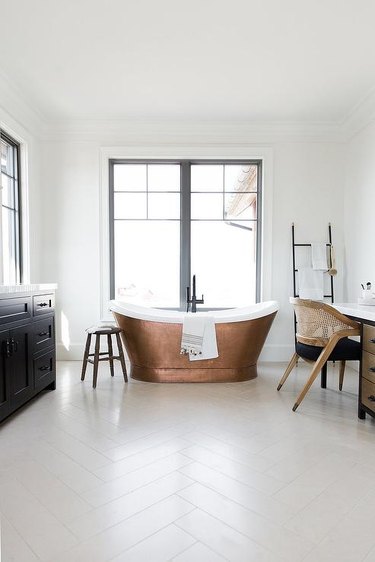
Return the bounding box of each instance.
[2,67,375,144]
[42,118,344,144]
[0,70,47,139]
[341,87,375,140]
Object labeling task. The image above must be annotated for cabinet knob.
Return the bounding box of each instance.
[367,395,375,402]
[370,338,375,344]
[10,338,18,353]
[38,331,49,337]
[39,365,50,371]
[4,339,11,358]
[370,367,375,373]
[37,302,48,308]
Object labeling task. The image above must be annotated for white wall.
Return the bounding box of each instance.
[39,129,345,361]
[40,141,101,356]
[344,121,375,302]
[265,141,345,360]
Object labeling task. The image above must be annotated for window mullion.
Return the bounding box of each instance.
[109,160,115,299]
[180,161,191,310]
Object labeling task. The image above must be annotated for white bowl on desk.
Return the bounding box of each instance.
[358,297,375,306]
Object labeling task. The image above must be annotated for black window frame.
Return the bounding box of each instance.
[0,130,22,284]
[109,159,262,308]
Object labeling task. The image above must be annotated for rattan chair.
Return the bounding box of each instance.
[277,298,361,411]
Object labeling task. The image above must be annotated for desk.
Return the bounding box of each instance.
[334,303,375,420]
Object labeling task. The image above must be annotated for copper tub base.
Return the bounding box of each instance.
[130,365,257,383]
[114,311,276,384]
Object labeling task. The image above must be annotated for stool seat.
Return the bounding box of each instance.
[86,325,122,335]
[81,324,128,388]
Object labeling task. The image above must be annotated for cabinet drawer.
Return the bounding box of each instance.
[32,318,55,353]
[362,324,375,354]
[33,294,55,317]
[361,376,375,413]
[34,350,55,390]
[0,297,32,326]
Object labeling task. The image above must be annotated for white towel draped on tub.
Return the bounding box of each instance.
[311,242,328,270]
[298,267,324,300]
[180,314,218,361]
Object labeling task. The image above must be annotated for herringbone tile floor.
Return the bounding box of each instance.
[1,360,375,561]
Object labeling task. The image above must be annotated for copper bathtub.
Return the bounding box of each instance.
[110,301,278,383]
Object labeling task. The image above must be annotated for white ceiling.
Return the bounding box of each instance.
[2,0,375,123]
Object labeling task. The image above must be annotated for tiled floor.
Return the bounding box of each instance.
[1,360,375,562]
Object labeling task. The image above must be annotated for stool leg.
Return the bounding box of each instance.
[107,334,114,377]
[93,334,101,389]
[116,332,128,382]
[81,333,92,381]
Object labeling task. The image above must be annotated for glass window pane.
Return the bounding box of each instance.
[224,193,257,220]
[191,221,256,308]
[191,165,223,192]
[191,193,223,219]
[1,174,15,208]
[0,140,14,176]
[114,193,147,219]
[148,164,180,191]
[225,164,258,193]
[114,221,180,307]
[114,164,146,191]
[148,193,180,219]
[2,208,17,285]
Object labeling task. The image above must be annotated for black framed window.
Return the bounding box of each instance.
[0,132,21,285]
[109,160,262,309]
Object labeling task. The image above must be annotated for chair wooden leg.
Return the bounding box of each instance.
[81,333,92,381]
[292,338,340,411]
[339,360,346,391]
[277,352,298,390]
[116,332,128,382]
[92,334,101,389]
[107,334,114,377]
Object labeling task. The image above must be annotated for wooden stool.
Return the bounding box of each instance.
[81,325,128,388]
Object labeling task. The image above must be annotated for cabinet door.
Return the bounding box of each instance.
[0,330,11,421]
[9,325,33,409]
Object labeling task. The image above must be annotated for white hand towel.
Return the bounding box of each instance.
[180,314,219,361]
[298,267,324,300]
[180,314,205,357]
[311,242,328,270]
[189,316,218,361]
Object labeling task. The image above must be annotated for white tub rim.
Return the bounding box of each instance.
[109,300,279,324]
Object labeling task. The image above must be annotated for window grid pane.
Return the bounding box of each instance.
[112,162,181,306]
[0,133,21,285]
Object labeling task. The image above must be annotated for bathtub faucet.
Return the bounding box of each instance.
[186,274,204,313]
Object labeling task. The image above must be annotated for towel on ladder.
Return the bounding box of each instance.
[180,314,218,361]
[311,242,328,270]
[298,267,324,300]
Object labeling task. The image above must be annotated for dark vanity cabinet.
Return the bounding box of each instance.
[0,290,56,423]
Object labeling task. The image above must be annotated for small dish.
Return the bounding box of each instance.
[358,297,375,306]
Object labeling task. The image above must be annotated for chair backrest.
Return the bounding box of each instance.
[290,298,360,347]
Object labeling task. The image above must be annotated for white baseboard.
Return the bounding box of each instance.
[259,344,295,362]
[57,343,85,361]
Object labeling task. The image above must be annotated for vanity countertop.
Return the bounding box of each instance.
[334,302,375,323]
[0,284,57,298]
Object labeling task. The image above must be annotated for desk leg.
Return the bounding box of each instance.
[358,406,366,420]
[320,364,327,389]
